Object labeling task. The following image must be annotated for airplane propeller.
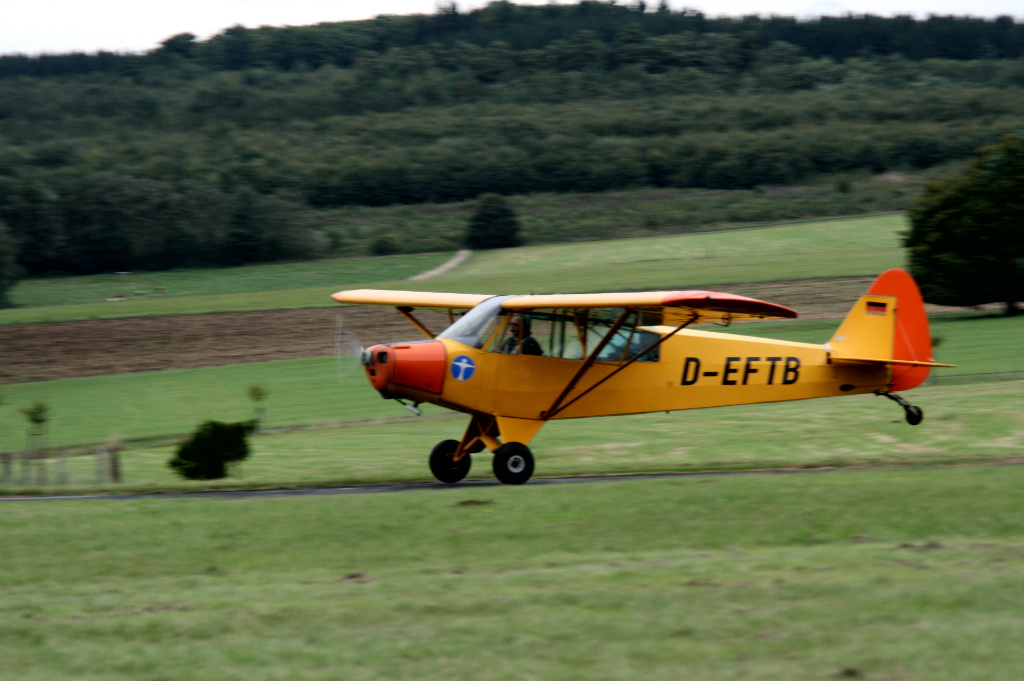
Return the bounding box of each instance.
[334,312,366,386]
[335,311,424,416]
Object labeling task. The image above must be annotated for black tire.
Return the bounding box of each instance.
[492,442,534,485]
[429,439,471,484]
[905,405,924,426]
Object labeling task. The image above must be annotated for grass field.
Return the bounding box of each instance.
[0,215,905,324]
[441,215,906,294]
[0,252,452,324]
[3,208,1024,679]
[3,465,1024,680]
[2,378,1020,493]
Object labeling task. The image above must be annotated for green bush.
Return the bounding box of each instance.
[369,235,401,256]
[464,194,522,249]
[169,420,255,480]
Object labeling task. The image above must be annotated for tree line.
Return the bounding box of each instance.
[2,3,1023,78]
[1,2,1023,284]
[0,174,322,277]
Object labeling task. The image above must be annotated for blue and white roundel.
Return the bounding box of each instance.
[450,355,476,381]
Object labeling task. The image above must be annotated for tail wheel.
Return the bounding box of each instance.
[429,439,471,484]
[493,442,534,485]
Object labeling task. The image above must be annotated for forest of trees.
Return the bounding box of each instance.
[1,2,1023,279]
[4,3,1024,77]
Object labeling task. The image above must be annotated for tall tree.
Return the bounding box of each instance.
[904,134,1024,315]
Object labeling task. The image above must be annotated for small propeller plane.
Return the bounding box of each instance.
[332,269,952,485]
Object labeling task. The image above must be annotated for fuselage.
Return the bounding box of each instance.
[363,326,889,422]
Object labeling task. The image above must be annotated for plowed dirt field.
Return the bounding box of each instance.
[2,278,969,384]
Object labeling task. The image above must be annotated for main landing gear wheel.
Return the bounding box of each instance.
[493,442,534,485]
[429,439,471,484]
[904,405,924,426]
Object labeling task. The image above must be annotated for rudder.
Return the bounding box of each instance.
[827,269,941,391]
[866,269,935,391]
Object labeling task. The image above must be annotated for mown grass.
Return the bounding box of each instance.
[1,215,905,324]
[0,357,376,452]
[416,216,908,296]
[3,465,1024,680]
[2,252,450,322]
[3,377,1021,493]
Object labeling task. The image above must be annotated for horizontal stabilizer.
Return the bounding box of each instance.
[831,356,955,368]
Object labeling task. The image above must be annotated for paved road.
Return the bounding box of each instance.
[0,464,964,503]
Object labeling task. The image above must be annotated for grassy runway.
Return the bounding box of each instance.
[4,465,1024,680]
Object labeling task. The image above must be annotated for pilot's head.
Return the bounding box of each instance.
[509,314,531,335]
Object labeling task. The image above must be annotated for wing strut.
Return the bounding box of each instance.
[397,306,437,339]
[541,313,698,420]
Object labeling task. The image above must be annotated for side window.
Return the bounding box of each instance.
[488,313,552,356]
[486,310,661,362]
[629,328,661,362]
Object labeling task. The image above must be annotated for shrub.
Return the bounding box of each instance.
[463,194,522,249]
[369,234,401,255]
[169,420,255,480]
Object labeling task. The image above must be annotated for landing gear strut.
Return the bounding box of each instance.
[879,392,924,426]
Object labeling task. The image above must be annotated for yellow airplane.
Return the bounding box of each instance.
[333,269,952,485]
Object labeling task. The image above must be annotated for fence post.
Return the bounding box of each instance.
[108,443,122,484]
[96,447,107,483]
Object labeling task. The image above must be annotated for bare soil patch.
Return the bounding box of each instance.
[0,307,451,384]
[0,278,970,384]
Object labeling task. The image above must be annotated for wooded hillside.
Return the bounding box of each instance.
[1,2,1023,276]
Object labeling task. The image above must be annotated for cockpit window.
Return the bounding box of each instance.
[436,295,513,349]
[487,308,661,362]
[439,300,662,362]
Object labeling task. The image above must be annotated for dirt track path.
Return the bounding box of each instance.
[2,277,969,384]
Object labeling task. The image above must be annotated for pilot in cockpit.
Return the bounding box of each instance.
[497,314,543,356]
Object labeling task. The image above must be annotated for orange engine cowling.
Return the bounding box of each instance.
[362,341,447,397]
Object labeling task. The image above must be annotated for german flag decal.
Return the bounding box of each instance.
[866,301,888,315]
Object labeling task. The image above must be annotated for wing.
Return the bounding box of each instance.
[502,290,797,324]
[331,289,491,309]
[331,289,494,340]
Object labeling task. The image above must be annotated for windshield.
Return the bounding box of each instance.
[436,295,513,349]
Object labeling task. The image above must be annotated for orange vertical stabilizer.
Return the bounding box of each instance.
[866,269,935,391]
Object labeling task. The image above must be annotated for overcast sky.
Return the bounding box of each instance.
[3,0,1022,56]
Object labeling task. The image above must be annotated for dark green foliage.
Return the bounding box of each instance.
[464,194,522,249]
[0,218,22,307]
[20,401,48,428]
[0,174,323,275]
[0,7,1022,273]
[905,135,1024,315]
[1,8,1022,80]
[369,235,401,256]
[169,420,255,480]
